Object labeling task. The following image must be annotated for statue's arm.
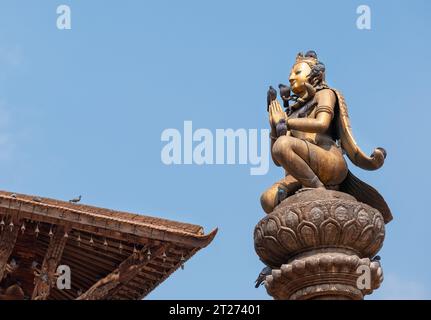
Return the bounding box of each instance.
[268,99,286,166]
[287,89,336,133]
[270,129,281,166]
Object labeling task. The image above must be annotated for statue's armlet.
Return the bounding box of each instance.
[315,89,336,119]
[287,90,335,133]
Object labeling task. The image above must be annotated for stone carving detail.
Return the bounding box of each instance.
[254,189,386,300]
[254,190,385,268]
[265,252,383,300]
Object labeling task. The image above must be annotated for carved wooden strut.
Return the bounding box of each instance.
[77,245,166,300]
[0,218,19,281]
[31,226,68,300]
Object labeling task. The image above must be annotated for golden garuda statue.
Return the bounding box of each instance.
[261,50,392,223]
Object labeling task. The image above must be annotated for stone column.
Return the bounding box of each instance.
[254,189,385,300]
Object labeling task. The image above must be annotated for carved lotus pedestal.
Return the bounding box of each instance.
[254,189,385,300]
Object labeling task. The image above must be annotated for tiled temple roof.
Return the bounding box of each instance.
[0,190,217,300]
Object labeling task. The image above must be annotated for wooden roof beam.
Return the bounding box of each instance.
[77,244,167,300]
[0,200,217,248]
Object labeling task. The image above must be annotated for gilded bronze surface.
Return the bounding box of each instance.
[261,51,392,224]
[255,54,392,298]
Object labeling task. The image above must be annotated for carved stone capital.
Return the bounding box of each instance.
[254,190,385,268]
[254,189,386,300]
[265,251,383,300]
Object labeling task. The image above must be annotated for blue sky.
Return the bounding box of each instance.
[0,0,430,299]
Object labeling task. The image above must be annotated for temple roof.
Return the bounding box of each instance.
[0,190,217,300]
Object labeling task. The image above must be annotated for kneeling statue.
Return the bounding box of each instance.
[261,50,392,223]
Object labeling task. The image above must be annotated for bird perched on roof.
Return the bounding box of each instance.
[32,197,42,202]
[254,266,272,288]
[69,195,81,204]
[10,193,17,198]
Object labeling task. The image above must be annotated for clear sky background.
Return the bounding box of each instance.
[0,0,429,299]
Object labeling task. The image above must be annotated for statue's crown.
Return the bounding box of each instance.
[295,50,319,66]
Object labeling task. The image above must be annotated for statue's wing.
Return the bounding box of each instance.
[340,170,393,224]
[332,89,386,170]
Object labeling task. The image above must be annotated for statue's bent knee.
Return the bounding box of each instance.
[272,136,293,161]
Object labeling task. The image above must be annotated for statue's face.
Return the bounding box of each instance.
[289,62,311,95]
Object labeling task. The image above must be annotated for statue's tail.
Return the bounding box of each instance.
[340,170,393,224]
[333,89,386,171]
